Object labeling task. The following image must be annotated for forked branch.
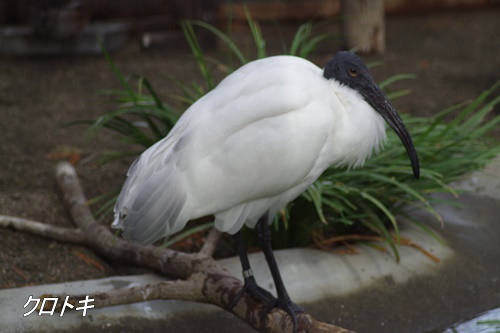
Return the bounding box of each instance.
[1,162,357,333]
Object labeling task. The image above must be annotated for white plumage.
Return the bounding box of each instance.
[112,54,409,245]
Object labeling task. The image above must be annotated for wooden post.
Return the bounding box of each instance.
[341,0,385,54]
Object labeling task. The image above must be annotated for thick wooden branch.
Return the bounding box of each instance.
[87,277,205,308]
[43,268,354,333]
[2,161,358,333]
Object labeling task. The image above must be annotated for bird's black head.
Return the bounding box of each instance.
[324,51,420,179]
[323,51,377,92]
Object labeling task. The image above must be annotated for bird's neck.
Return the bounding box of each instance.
[328,83,387,169]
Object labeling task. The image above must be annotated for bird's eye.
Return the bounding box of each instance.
[348,67,358,77]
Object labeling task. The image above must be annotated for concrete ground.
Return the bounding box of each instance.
[0,6,499,333]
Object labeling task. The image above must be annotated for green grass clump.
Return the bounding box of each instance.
[82,16,500,258]
[274,83,499,256]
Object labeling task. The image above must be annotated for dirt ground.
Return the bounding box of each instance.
[0,8,499,291]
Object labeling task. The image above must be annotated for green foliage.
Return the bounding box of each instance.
[84,17,500,257]
[69,49,181,163]
[275,83,499,256]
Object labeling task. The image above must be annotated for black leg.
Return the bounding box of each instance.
[228,230,276,310]
[256,216,303,333]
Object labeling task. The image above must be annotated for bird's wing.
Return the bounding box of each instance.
[112,122,190,244]
[114,56,336,244]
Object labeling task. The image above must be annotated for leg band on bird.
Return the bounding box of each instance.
[242,268,254,279]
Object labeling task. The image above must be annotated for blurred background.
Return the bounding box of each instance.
[0,1,499,332]
[1,0,499,289]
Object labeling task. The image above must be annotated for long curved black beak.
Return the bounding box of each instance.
[366,88,420,179]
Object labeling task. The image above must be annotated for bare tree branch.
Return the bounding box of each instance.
[1,161,358,333]
[55,162,195,279]
[198,228,222,257]
[0,215,86,243]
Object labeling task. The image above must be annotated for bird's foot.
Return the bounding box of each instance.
[228,275,276,310]
[261,297,304,333]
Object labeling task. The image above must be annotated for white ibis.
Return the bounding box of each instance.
[112,51,419,331]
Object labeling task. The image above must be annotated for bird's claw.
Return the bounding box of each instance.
[228,278,303,333]
[228,276,276,310]
[262,297,304,333]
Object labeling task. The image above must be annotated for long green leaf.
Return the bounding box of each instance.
[245,8,266,59]
[188,20,248,65]
[181,21,215,89]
